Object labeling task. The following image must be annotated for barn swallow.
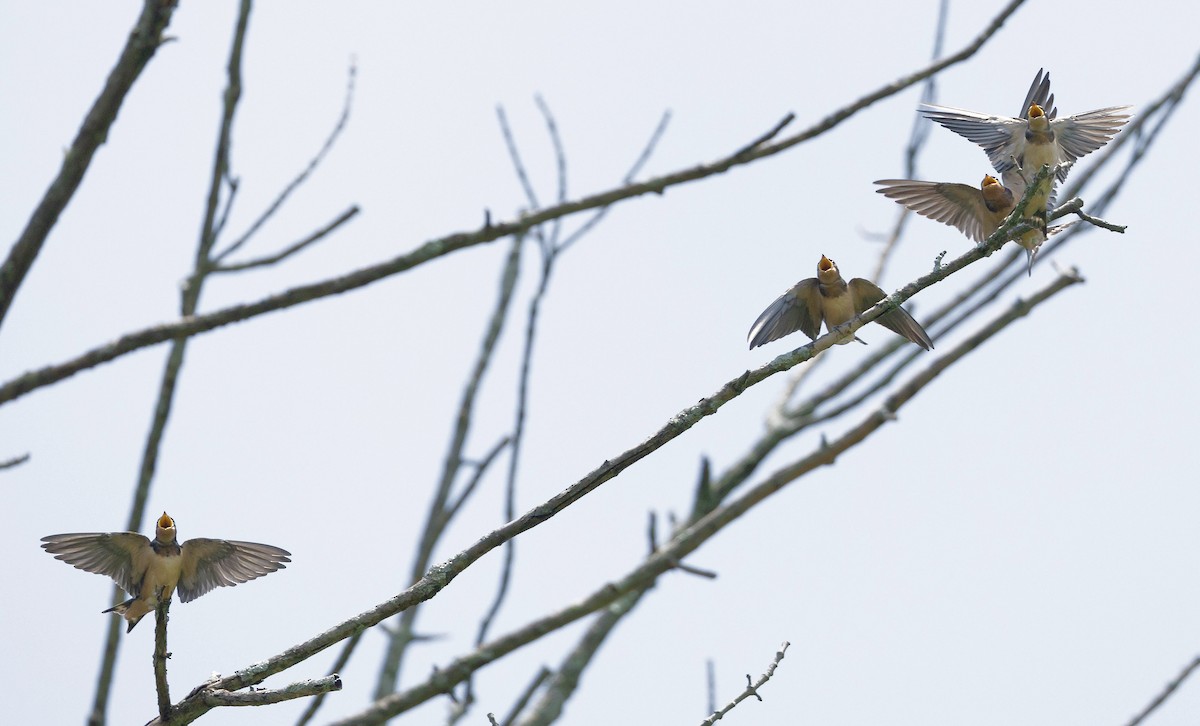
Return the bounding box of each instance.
[42,512,290,632]
[874,174,1052,274]
[875,175,1014,244]
[748,255,932,350]
[918,95,1130,186]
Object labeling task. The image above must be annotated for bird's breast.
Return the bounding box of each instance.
[141,548,184,601]
[819,290,857,328]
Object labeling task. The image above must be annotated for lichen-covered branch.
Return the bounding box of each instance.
[319,270,1082,726]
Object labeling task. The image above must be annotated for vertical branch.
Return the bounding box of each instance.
[370,233,524,702]
[87,3,254,723]
[0,0,180,333]
[870,0,948,285]
[153,595,172,721]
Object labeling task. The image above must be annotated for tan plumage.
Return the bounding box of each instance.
[874,173,1058,275]
[42,512,290,632]
[875,175,1015,244]
[748,255,933,351]
[917,69,1129,273]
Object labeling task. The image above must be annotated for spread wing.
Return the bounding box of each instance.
[41,532,150,597]
[848,279,933,351]
[874,180,996,243]
[919,103,1027,175]
[177,538,290,603]
[747,278,821,349]
[1051,106,1132,170]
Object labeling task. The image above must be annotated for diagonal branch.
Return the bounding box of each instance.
[212,60,358,265]
[514,590,651,726]
[0,0,1027,407]
[323,269,1083,726]
[211,205,360,273]
[370,233,523,702]
[1123,654,1200,726]
[157,254,1079,726]
[700,642,791,725]
[0,0,179,333]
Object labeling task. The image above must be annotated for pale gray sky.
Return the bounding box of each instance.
[3,1,1200,724]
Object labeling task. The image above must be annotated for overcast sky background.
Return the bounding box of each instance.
[3,1,1200,724]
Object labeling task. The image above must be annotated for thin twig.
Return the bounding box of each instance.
[871,0,949,284]
[372,233,524,702]
[534,94,568,250]
[500,667,551,726]
[87,4,253,723]
[732,113,795,158]
[706,659,716,716]
[700,642,790,725]
[213,205,360,273]
[212,60,358,264]
[0,0,180,333]
[0,1,1027,408]
[0,452,30,470]
[557,110,672,253]
[1123,655,1200,726]
[323,269,1081,726]
[294,634,360,726]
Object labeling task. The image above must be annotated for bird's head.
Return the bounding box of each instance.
[1027,103,1048,129]
[155,512,177,543]
[817,255,839,282]
[980,174,1014,211]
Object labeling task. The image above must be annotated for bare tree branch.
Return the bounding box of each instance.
[212,205,360,273]
[0,0,1026,408]
[700,641,790,725]
[322,269,1082,726]
[371,233,523,702]
[500,667,551,726]
[0,0,180,333]
[212,60,358,265]
[148,676,343,724]
[87,3,254,722]
[515,590,650,726]
[871,0,949,284]
[1123,655,1200,726]
[154,597,172,721]
[0,452,30,471]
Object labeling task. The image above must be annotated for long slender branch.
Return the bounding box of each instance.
[87,5,253,723]
[1123,655,1200,726]
[871,0,948,284]
[162,265,1080,724]
[324,270,1082,726]
[0,1,1025,408]
[212,60,358,264]
[0,0,179,332]
[371,233,524,701]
